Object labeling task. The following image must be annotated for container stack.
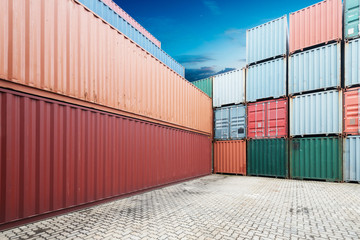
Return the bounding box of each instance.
[288,0,343,182]
[245,16,289,178]
[212,69,247,175]
[343,0,360,183]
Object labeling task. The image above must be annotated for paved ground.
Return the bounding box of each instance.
[1,175,360,240]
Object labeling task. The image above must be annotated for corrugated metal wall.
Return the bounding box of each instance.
[0,88,212,226]
[290,90,342,136]
[343,136,360,182]
[214,107,230,140]
[344,87,360,135]
[192,78,213,98]
[246,16,288,64]
[289,43,341,95]
[213,69,245,108]
[345,39,360,88]
[344,0,360,39]
[246,58,287,102]
[214,140,246,175]
[0,0,212,134]
[229,105,247,140]
[290,137,342,182]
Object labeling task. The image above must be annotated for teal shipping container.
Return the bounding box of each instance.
[290,137,343,182]
[345,0,360,39]
[192,78,213,98]
[247,139,289,178]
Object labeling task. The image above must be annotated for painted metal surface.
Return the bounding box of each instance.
[214,140,246,175]
[343,136,360,182]
[76,0,184,76]
[213,69,245,107]
[98,0,161,47]
[290,137,342,182]
[344,87,360,135]
[344,0,360,39]
[192,77,213,98]
[290,90,342,136]
[345,39,360,88]
[246,16,288,64]
[247,98,288,139]
[246,58,287,102]
[229,105,247,140]
[289,43,341,95]
[247,139,289,178]
[289,0,342,53]
[214,107,230,140]
[0,88,212,227]
[0,0,212,134]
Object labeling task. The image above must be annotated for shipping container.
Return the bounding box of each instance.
[214,140,246,175]
[345,39,360,88]
[290,137,342,182]
[213,69,245,107]
[0,88,212,228]
[344,0,360,39]
[344,87,360,135]
[289,0,342,54]
[246,16,288,64]
[246,58,287,102]
[290,90,342,136]
[247,98,288,139]
[97,0,161,47]
[247,139,289,178]
[229,105,247,140]
[192,77,213,98]
[214,107,230,140]
[0,0,212,135]
[76,0,184,76]
[343,136,360,182]
[289,43,341,95]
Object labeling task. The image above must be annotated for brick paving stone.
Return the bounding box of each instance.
[1,175,360,239]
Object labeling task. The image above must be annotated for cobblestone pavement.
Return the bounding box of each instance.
[1,175,360,240]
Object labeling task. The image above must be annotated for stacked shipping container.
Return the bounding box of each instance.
[0,0,213,229]
[246,16,289,178]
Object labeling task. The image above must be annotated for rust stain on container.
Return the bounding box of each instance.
[0,0,212,134]
[0,87,212,228]
[214,140,246,175]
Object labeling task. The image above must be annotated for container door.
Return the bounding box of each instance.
[345,0,360,38]
[248,103,266,138]
[344,88,360,134]
[214,108,230,140]
[267,99,287,138]
[230,105,246,139]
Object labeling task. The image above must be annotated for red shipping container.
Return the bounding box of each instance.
[214,140,246,175]
[289,0,342,54]
[344,87,360,135]
[247,98,288,139]
[0,88,212,229]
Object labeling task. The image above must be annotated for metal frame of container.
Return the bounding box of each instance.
[343,87,360,135]
[0,87,212,229]
[345,38,360,88]
[344,0,360,40]
[191,77,213,98]
[343,136,360,183]
[214,140,247,175]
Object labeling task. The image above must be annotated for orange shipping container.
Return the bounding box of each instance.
[214,140,246,175]
[0,0,212,135]
[344,87,360,135]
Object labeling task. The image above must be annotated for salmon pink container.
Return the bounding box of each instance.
[344,87,360,135]
[289,0,342,54]
[214,140,246,175]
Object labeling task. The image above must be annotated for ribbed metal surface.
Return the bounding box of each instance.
[0,88,212,227]
[213,69,245,107]
[290,90,342,136]
[289,43,341,95]
[214,107,230,140]
[345,39,360,88]
[344,0,360,39]
[246,58,287,102]
[192,77,213,98]
[0,0,212,134]
[290,137,342,182]
[247,139,289,178]
[246,16,288,64]
[344,87,360,135]
[214,140,246,175]
[77,0,183,76]
[229,105,247,140]
[344,136,360,182]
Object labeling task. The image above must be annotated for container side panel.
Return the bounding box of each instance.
[344,87,360,135]
[214,140,246,175]
[344,136,360,182]
[345,39,360,88]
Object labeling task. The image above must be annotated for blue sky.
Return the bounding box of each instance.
[113,0,320,81]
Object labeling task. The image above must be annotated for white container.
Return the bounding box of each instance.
[289,42,341,95]
[290,90,342,136]
[246,15,288,65]
[213,69,245,108]
[246,58,287,102]
[344,136,360,182]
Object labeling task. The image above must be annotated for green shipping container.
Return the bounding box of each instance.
[247,139,288,178]
[290,137,343,182]
[192,77,213,98]
[345,0,360,39]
